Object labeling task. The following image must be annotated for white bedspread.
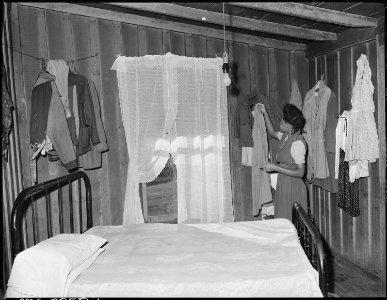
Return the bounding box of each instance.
[68,218,323,297]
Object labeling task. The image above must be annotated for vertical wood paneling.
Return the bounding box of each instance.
[352,42,369,267]
[185,34,206,58]
[275,49,290,107]
[326,52,340,251]
[229,41,252,221]
[121,24,139,57]
[89,18,109,226]
[98,19,127,225]
[367,40,381,273]
[338,47,354,261]
[225,40,242,221]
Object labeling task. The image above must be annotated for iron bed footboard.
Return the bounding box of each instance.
[10,171,93,260]
[292,201,328,297]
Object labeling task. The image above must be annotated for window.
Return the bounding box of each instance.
[140,155,177,223]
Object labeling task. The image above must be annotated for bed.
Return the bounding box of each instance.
[6,171,328,297]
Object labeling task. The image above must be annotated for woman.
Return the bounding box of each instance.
[257,103,308,220]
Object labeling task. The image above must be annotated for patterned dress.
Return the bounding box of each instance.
[274,132,308,221]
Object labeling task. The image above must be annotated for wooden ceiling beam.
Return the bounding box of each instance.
[230,2,378,28]
[17,2,306,51]
[106,2,337,41]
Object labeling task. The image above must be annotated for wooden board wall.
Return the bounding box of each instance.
[307,39,385,280]
[7,3,307,233]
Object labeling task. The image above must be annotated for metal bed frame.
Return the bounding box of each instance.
[292,201,328,297]
[10,171,93,260]
[10,172,328,297]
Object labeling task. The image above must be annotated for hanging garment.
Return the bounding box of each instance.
[2,62,13,161]
[311,86,339,193]
[252,107,272,216]
[335,111,350,179]
[78,80,108,170]
[46,60,71,118]
[337,149,360,217]
[345,54,379,164]
[68,71,100,156]
[289,80,302,110]
[248,89,283,132]
[30,70,77,171]
[303,80,333,180]
[234,102,254,147]
[241,147,253,166]
[274,132,308,221]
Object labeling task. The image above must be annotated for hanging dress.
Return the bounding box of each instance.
[252,106,272,216]
[274,132,308,221]
[345,54,379,164]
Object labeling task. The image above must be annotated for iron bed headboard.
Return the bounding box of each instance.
[292,201,328,297]
[10,171,93,260]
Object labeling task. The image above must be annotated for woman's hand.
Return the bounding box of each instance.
[256,103,267,114]
[262,161,278,173]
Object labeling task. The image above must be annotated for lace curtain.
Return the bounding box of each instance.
[112,53,233,224]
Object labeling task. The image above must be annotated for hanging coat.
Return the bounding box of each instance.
[30,71,77,171]
[252,107,272,216]
[234,101,254,147]
[303,80,333,180]
[78,80,109,169]
[311,87,339,193]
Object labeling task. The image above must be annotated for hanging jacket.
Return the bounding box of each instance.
[249,89,283,131]
[311,87,339,193]
[303,80,333,180]
[234,101,254,147]
[78,80,109,169]
[68,71,100,155]
[30,71,77,171]
[252,107,272,215]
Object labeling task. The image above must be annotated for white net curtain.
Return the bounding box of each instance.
[112,53,233,224]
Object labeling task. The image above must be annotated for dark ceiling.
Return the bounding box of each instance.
[91,2,385,45]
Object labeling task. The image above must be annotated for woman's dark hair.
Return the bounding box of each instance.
[283,104,306,132]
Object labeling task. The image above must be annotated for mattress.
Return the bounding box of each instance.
[68,218,323,297]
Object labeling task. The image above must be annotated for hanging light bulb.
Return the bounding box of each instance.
[222,51,231,87]
[221,2,231,87]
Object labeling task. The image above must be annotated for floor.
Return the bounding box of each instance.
[329,255,385,297]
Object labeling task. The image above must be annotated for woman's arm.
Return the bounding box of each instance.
[257,104,278,139]
[262,162,305,178]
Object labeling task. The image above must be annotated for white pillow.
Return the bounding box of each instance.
[5,234,106,297]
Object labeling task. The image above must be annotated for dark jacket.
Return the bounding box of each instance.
[248,89,283,132]
[68,71,100,155]
[30,71,77,171]
[312,90,339,193]
[234,102,254,147]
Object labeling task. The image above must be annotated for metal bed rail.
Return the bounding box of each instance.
[10,171,92,261]
[292,201,328,297]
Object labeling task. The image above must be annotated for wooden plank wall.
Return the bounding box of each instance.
[307,40,385,278]
[2,3,23,291]
[7,3,307,239]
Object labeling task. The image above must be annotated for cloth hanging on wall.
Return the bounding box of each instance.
[77,80,108,170]
[344,54,379,170]
[30,70,77,171]
[303,80,338,182]
[234,102,254,147]
[2,62,13,161]
[251,106,272,216]
[337,149,360,217]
